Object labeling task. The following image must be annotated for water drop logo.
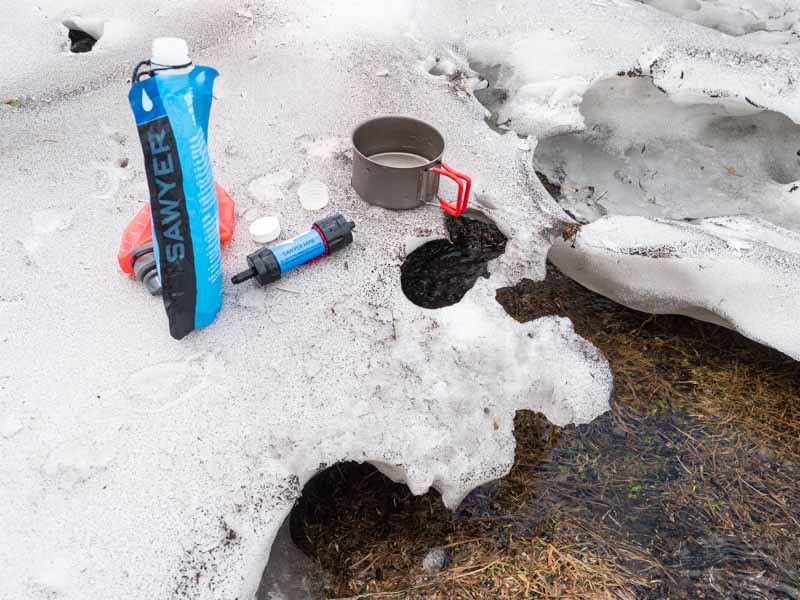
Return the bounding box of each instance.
[141,88,153,112]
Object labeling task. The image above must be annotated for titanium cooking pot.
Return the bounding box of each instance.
[351,116,471,216]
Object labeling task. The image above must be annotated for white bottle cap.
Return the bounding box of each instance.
[151,37,190,67]
[297,179,330,211]
[249,216,281,244]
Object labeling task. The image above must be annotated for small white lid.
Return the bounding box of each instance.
[297,179,330,211]
[249,216,281,244]
[151,37,190,67]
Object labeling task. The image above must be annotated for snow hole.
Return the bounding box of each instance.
[62,17,104,53]
[258,461,444,598]
[401,213,507,309]
[258,410,553,597]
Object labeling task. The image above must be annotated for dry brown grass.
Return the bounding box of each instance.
[496,266,800,455]
[293,412,645,599]
[292,265,800,599]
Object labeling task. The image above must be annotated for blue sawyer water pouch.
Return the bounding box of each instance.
[128,45,221,340]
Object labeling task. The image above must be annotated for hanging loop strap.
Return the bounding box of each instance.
[132,59,194,82]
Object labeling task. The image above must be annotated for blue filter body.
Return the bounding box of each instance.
[230,213,355,287]
[271,230,327,272]
[128,66,221,339]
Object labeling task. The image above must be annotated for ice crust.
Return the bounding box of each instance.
[533,76,800,227]
[1,0,798,598]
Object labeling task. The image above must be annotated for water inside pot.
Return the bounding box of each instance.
[369,152,430,168]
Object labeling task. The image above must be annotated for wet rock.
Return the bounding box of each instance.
[422,547,450,575]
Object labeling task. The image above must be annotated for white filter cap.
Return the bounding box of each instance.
[297,179,330,211]
[151,37,190,67]
[249,216,281,244]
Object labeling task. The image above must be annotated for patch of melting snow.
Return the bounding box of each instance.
[465,14,800,357]
[424,54,458,77]
[532,76,800,226]
[550,215,800,358]
[4,0,800,598]
[248,170,295,204]
[256,520,322,599]
[524,70,800,356]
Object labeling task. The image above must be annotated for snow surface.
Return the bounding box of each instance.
[0,1,608,598]
[551,216,800,359]
[533,76,800,226]
[2,0,799,598]
[636,0,800,42]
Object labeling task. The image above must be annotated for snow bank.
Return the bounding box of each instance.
[385,279,612,505]
[550,215,800,359]
[0,1,610,599]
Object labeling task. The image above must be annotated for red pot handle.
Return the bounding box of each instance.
[429,163,471,217]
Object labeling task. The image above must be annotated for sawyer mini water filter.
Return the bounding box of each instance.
[128,38,221,339]
[231,214,355,286]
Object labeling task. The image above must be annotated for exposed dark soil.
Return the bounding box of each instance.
[400,215,507,309]
[67,28,97,53]
[274,264,800,599]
